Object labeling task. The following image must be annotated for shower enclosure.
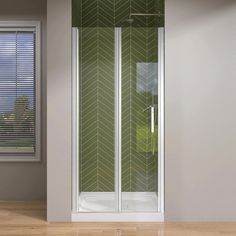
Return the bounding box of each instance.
[72,0,164,221]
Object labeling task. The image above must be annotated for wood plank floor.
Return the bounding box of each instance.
[0,201,236,235]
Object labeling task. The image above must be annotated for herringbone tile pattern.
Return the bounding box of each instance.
[121,28,158,192]
[80,28,115,192]
[72,0,164,27]
[76,0,160,192]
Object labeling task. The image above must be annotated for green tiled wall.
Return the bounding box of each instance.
[121,28,158,192]
[72,0,164,28]
[79,28,115,192]
[73,0,163,192]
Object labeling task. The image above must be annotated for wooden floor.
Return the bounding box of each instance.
[0,202,236,235]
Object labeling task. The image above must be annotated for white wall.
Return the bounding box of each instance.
[165,0,236,221]
[47,0,72,221]
[0,0,47,200]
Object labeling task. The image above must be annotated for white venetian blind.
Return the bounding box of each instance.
[0,30,35,153]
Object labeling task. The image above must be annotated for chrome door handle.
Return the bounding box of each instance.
[143,105,155,134]
[151,106,154,134]
[143,105,156,155]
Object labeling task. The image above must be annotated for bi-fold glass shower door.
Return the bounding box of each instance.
[72,26,164,213]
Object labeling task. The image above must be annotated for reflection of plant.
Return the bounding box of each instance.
[136,125,158,153]
[0,96,34,146]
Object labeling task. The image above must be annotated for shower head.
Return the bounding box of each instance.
[123,12,164,25]
[130,12,164,17]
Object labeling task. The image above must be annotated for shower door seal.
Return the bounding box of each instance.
[158,27,165,214]
[72,27,79,212]
[71,27,165,221]
[114,28,122,213]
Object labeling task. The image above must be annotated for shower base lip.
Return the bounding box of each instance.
[72,192,164,222]
[78,192,158,212]
[71,212,164,222]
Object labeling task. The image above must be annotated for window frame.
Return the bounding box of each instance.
[0,21,41,162]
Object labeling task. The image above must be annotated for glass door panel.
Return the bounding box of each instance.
[78,27,116,212]
[121,27,159,212]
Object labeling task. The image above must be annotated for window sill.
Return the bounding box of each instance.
[0,154,40,162]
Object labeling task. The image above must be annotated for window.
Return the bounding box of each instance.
[0,21,40,161]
